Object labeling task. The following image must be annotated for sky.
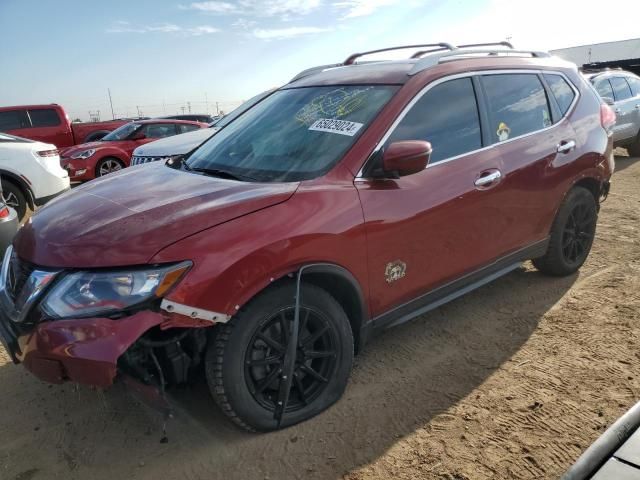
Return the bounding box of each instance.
[1,0,639,121]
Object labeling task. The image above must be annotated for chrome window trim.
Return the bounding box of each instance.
[356,68,580,178]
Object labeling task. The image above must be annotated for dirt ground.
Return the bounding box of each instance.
[1,154,639,480]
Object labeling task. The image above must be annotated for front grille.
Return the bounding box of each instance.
[131,155,170,166]
[8,252,35,302]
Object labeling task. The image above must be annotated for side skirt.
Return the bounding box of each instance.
[360,238,549,343]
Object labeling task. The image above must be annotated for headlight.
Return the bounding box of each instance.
[71,149,96,159]
[40,262,191,319]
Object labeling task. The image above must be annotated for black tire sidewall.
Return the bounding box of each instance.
[207,283,354,431]
[1,180,26,221]
[548,187,597,273]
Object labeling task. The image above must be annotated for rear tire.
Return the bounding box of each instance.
[1,180,27,221]
[627,133,640,157]
[95,157,125,177]
[205,282,354,432]
[532,186,597,276]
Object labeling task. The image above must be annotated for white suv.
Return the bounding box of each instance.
[0,133,70,220]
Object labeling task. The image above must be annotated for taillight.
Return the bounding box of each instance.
[600,103,616,130]
[36,149,59,157]
[0,206,10,219]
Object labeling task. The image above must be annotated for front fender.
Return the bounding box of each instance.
[151,183,369,318]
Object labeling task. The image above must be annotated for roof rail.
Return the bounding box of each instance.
[411,41,514,59]
[344,43,456,65]
[288,63,345,83]
[458,41,514,49]
[409,48,551,76]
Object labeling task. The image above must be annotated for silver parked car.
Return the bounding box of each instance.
[585,69,640,156]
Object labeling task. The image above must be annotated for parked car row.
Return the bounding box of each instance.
[60,119,207,181]
[0,42,618,434]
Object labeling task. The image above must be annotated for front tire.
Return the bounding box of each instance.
[95,157,124,177]
[1,180,27,221]
[205,282,354,432]
[533,186,597,276]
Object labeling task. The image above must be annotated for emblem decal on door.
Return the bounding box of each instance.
[385,260,406,284]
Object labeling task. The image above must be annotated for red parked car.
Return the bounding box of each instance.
[0,104,132,148]
[60,119,207,180]
[0,43,615,432]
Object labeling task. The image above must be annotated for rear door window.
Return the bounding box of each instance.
[28,108,61,127]
[594,79,614,100]
[543,74,576,116]
[387,77,482,164]
[610,77,633,101]
[626,76,640,97]
[0,110,30,131]
[481,74,552,143]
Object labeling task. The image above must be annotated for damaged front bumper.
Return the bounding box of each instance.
[0,309,166,387]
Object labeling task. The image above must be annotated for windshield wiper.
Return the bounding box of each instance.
[190,166,257,182]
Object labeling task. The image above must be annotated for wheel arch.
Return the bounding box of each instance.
[83,130,111,143]
[225,262,369,355]
[0,169,35,210]
[573,176,602,204]
[299,263,368,355]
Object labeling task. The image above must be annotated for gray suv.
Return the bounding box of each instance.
[586,70,640,156]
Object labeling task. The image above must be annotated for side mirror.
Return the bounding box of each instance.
[382,140,432,177]
[602,96,615,106]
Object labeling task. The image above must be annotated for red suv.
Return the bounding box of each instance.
[60,119,207,181]
[0,43,615,432]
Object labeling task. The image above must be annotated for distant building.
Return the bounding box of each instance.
[551,38,640,74]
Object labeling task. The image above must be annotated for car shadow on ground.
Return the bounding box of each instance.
[614,153,640,173]
[0,265,577,480]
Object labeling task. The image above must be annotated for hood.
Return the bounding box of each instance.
[14,162,298,268]
[133,128,218,157]
[60,141,110,158]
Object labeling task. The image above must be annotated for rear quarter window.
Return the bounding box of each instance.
[28,108,61,127]
[481,73,552,143]
[544,74,576,116]
[178,124,201,134]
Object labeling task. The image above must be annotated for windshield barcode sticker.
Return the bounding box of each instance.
[309,119,364,137]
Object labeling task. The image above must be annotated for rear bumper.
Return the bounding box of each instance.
[0,309,164,387]
[34,186,70,206]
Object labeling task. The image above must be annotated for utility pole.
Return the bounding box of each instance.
[216,101,219,115]
[108,88,115,119]
[205,93,208,114]
[181,105,186,114]
[187,101,191,113]
[136,105,141,118]
[162,100,166,114]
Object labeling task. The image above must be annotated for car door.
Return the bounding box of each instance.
[478,72,580,249]
[356,76,510,317]
[594,78,626,143]
[128,123,178,156]
[623,76,640,138]
[609,76,637,142]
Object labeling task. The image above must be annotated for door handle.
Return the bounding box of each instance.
[474,170,502,187]
[557,140,576,154]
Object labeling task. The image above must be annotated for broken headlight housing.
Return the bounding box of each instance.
[40,262,191,319]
